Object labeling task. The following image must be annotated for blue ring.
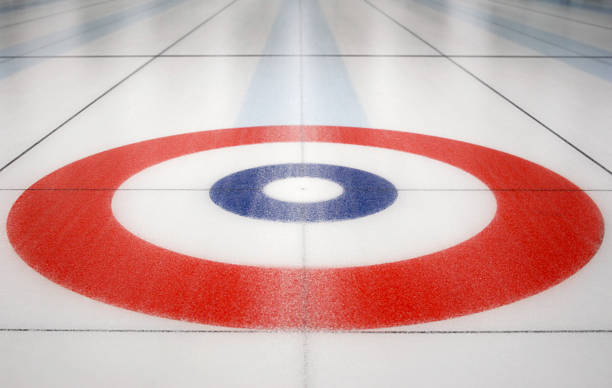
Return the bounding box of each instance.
[209,163,397,222]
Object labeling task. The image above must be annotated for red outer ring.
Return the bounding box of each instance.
[7,126,605,329]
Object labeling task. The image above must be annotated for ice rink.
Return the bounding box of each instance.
[1,0,611,386]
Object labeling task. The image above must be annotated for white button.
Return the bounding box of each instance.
[262,177,344,203]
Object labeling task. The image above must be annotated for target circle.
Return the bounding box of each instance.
[209,163,398,222]
[7,126,604,329]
